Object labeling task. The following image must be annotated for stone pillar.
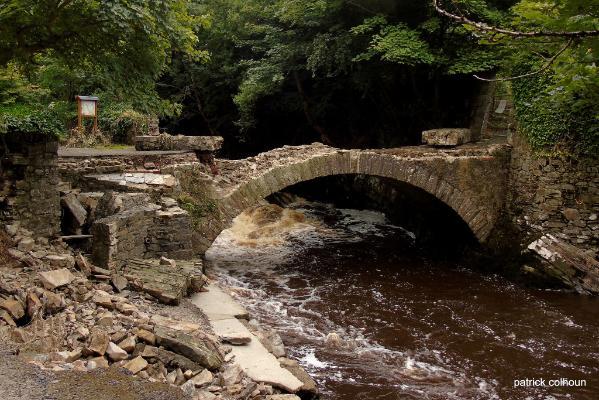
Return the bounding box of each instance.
[0,133,61,237]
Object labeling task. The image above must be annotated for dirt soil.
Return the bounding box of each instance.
[0,344,188,400]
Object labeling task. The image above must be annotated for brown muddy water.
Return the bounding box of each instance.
[205,201,599,400]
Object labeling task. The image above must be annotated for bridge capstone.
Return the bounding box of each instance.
[168,141,511,249]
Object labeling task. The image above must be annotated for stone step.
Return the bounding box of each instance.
[191,285,303,393]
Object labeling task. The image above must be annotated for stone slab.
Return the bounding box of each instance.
[191,285,302,392]
[421,128,472,147]
[61,193,88,226]
[211,318,252,345]
[190,284,249,320]
[226,332,303,392]
[38,268,75,290]
[121,259,203,305]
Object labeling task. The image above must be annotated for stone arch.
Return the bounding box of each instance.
[217,150,494,243]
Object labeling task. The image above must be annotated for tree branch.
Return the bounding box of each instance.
[473,38,574,82]
[433,0,599,38]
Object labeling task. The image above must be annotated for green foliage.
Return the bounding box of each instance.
[487,0,599,156]
[352,18,436,66]
[177,193,217,227]
[0,0,209,142]
[0,104,64,137]
[511,62,598,156]
[99,106,155,144]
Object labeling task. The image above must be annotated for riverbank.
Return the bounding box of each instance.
[0,225,311,400]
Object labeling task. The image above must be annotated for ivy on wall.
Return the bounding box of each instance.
[511,63,599,157]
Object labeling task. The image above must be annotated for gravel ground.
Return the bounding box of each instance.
[0,345,188,400]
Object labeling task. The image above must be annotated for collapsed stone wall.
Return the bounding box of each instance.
[91,194,194,268]
[0,133,61,237]
[59,152,197,189]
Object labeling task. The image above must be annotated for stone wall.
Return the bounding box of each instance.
[91,196,194,268]
[508,132,599,293]
[508,133,598,251]
[59,152,197,189]
[0,133,61,237]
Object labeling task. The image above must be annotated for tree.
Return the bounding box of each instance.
[431,0,598,155]
[0,0,206,115]
[164,0,507,154]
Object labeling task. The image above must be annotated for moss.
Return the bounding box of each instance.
[177,194,217,228]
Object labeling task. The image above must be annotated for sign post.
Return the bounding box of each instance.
[76,95,99,131]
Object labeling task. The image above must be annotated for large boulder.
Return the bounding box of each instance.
[154,326,223,370]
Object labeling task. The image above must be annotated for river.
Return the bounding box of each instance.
[205,200,599,400]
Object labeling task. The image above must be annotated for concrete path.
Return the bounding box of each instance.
[191,285,249,320]
[191,285,303,393]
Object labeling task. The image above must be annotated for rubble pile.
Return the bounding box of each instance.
[0,226,304,400]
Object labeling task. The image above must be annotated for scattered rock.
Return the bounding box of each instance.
[92,290,114,309]
[159,256,176,267]
[180,379,196,396]
[116,301,138,315]
[38,268,75,290]
[279,358,318,395]
[26,291,43,318]
[111,274,128,292]
[222,364,243,386]
[118,336,137,353]
[190,369,213,387]
[75,254,92,276]
[106,342,129,361]
[41,290,65,313]
[87,329,110,355]
[123,356,148,374]
[142,346,204,372]
[194,390,217,400]
[44,254,75,269]
[88,356,110,369]
[136,329,156,345]
[0,309,16,326]
[0,298,25,320]
[54,349,82,363]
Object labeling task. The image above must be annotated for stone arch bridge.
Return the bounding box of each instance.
[169,141,511,248]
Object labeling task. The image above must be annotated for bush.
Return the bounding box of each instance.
[99,105,156,144]
[511,64,599,157]
[0,104,64,138]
